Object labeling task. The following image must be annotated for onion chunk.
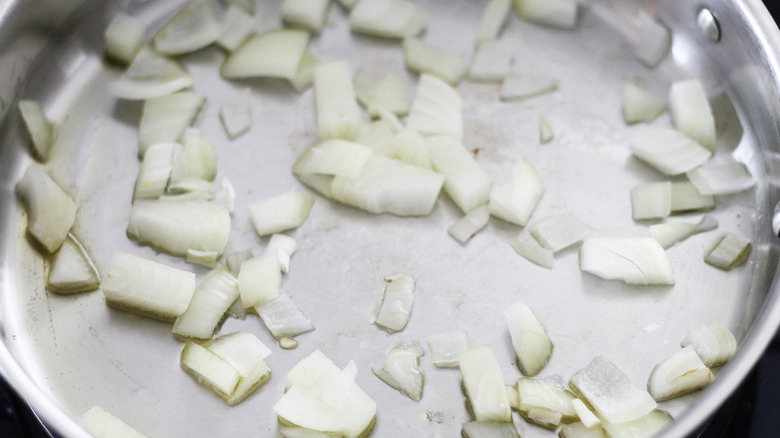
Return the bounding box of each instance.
[282,0,331,33]
[599,410,671,438]
[255,293,315,339]
[219,88,252,139]
[47,234,100,294]
[153,0,222,56]
[622,81,667,124]
[634,12,671,68]
[374,273,415,333]
[104,14,145,65]
[630,181,671,220]
[704,233,751,270]
[248,191,314,236]
[489,157,544,226]
[670,181,715,213]
[650,215,718,249]
[173,266,239,340]
[217,5,255,52]
[314,61,363,141]
[500,74,558,101]
[138,91,205,157]
[529,211,592,252]
[515,377,578,427]
[426,135,490,213]
[647,345,712,401]
[289,50,321,93]
[512,0,578,29]
[669,80,716,151]
[427,331,469,368]
[510,235,554,269]
[459,344,512,422]
[221,30,310,80]
[81,406,148,438]
[134,142,175,200]
[559,422,606,438]
[407,74,463,138]
[628,127,711,176]
[468,39,515,83]
[15,164,77,253]
[267,234,298,273]
[448,205,490,243]
[350,0,427,39]
[475,0,512,46]
[19,99,55,161]
[579,237,674,285]
[505,301,553,376]
[686,160,756,195]
[293,140,373,178]
[372,342,424,401]
[108,47,194,100]
[238,250,282,308]
[402,38,467,85]
[681,324,737,367]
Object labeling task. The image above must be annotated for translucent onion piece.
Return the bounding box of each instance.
[81,406,148,438]
[489,157,544,226]
[630,181,671,220]
[15,164,77,253]
[315,61,363,141]
[378,107,404,133]
[213,177,236,213]
[571,398,600,428]
[515,378,577,425]
[354,70,380,109]
[19,99,54,161]
[669,80,716,151]
[599,410,671,438]
[459,344,512,422]
[686,161,756,195]
[267,234,298,273]
[704,233,751,270]
[526,409,562,430]
[539,117,553,144]
[559,422,606,438]
[569,357,657,424]
[621,82,667,124]
[283,0,330,33]
[670,181,715,213]
[461,421,520,438]
[169,129,216,184]
[248,191,314,236]
[426,331,469,368]
[101,251,196,321]
[180,342,241,399]
[368,74,410,117]
[238,250,281,307]
[349,0,427,39]
[650,215,717,249]
[371,342,424,401]
[647,345,712,401]
[403,38,467,85]
[219,88,252,139]
[475,0,512,46]
[512,0,578,29]
[681,324,737,367]
[225,248,253,275]
[505,301,553,376]
[374,273,415,333]
[227,360,272,405]
[127,200,231,257]
[186,249,218,268]
[279,427,335,438]
[355,119,396,153]
[510,235,554,269]
[279,338,299,350]
[221,30,310,80]
[426,135,490,213]
[216,5,255,52]
[47,234,99,294]
[134,142,175,200]
[468,39,514,83]
[529,211,592,252]
[448,205,490,243]
[293,140,373,178]
[173,266,239,340]
[386,129,431,170]
[500,74,558,101]
[634,12,671,67]
[153,0,222,55]
[206,332,272,377]
[297,174,335,199]
[104,13,145,64]
[108,46,194,100]
[627,127,711,176]
[289,50,321,93]
[579,237,674,285]
[407,74,463,137]
[138,91,205,157]
[255,293,315,338]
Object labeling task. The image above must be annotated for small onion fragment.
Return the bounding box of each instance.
[448,205,490,243]
[475,0,512,46]
[216,5,255,52]
[153,0,222,55]
[426,135,490,213]
[282,0,331,33]
[634,12,671,68]
[134,142,175,200]
[461,421,520,438]
[621,82,667,124]
[571,398,600,428]
[371,342,424,401]
[559,422,606,438]
[289,50,321,93]
[500,74,558,101]
[213,177,236,213]
[293,140,373,178]
[670,181,715,213]
[505,301,553,376]
[225,249,253,275]
[366,74,410,117]
[385,129,431,169]
[579,237,674,285]
[426,331,469,368]
[647,345,712,401]
[402,38,467,85]
[681,324,737,367]
[704,233,751,270]
[267,234,298,273]
[630,181,671,220]
[173,266,239,340]
[219,88,252,139]
[18,99,54,161]
[238,250,281,308]
[459,344,512,422]
[512,0,578,29]
[314,61,363,141]
[104,14,145,64]
[374,273,415,333]
[529,211,592,252]
[254,292,315,339]
[539,117,553,144]
[15,164,77,253]
[489,157,544,226]
[686,160,756,195]
[108,47,194,100]
[47,234,100,294]
[650,215,718,249]
[599,410,672,438]
[515,378,578,428]
[138,91,205,157]
[186,249,218,268]
[168,129,216,183]
[81,406,147,438]
[350,0,427,39]
[468,39,515,83]
[205,332,272,377]
[669,79,716,151]
[221,30,310,80]
[180,343,239,399]
[627,127,711,176]
[510,235,554,269]
[407,74,463,138]
[248,191,314,236]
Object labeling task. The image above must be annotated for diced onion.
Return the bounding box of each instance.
[255,292,315,338]
[515,378,577,428]
[489,157,544,226]
[559,422,606,438]
[426,135,490,213]
[374,273,415,333]
[475,0,512,46]
[349,0,427,39]
[647,345,712,401]
[216,5,255,52]
[81,406,148,438]
[539,117,553,144]
[685,160,756,195]
[138,91,205,157]
[599,410,671,438]
[221,30,310,80]
[219,88,252,140]
[468,39,514,83]
[153,0,222,56]
[510,235,554,269]
[186,249,218,268]
[314,61,363,141]
[104,13,145,65]
[630,181,671,220]
[15,164,77,253]
[621,81,667,124]
[371,342,424,401]
[225,249,253,275]
[448,205,490,243]
[670,181,715,213]
[238,250,281,308]
[402,38,467,85]
[681,324,737,367]
[385,129,431,169]
[212,177,236,213]
[355,119,396,153]
[459,344,512,422]
[704,233,751,270]
[282,0,331,33]
[650,215,717,249]
[407,74,463,138]
[227,360,272,405]
[19,99,55,161]
[628,127,711,176]
[289,50,321,93]
[173,266,239,340]
[505,301,553,376]
[579,237,674,285]
[426,331,469,368]
[512,0,578,29]
[461,421,520,438]
[529,211,592,252]
[108,47,194,100]
[267,234,298,273]
[279,338,299,350]
[293,140,373,178]
[205,332,272,377]
[248,191,314,236]
[500,74,558,101]
[47,234,100,294]
[634,12,671,68]
[134,142,175,200]
[668,80,716,151]
[180,342,241,399]
[571,398,600,428]
[362,73,410,117]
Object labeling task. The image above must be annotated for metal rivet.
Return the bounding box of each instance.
[772,202,780,237]
[697,8,721,42]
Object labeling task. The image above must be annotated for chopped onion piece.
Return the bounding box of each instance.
[355,119,396,153]
[166,177,214,196]
[354,70,378,109]
[571,398,600,428]
[374,273,415,333]
[459,344,512,422]
[289,50,320,93]
[526,408,562,430]
[475,0,512,46]
[686,160,756,195]
[500,74,558,101]
[138,91,205,157]
[461,421,520,438]
[227,297,248,320]
[621,82,666,124]
[704,233,751,270]
[670,181,715,213]
[128,200,231,257]
[108,47,194,100]
[350,0,427,39]
[559,422,606,438]
[173,267,239,340]
[386,129,431,169]
[628,127,711,176]
[283,0,330,33]
[426,135,490,213]
[403,38,467,85]
[104,14,145,65]
[280,338,299,350]
[512,0,578,29]
[489,157,544,226]
[255,292,315,338]
[81,406,147,438]
[599,409,671,438]
[510,235,554,269]
[47,234,100,294]
[153,0,221,55]
[315,61,363,141]
[219,88,252,139]
[186,249,218,268]
[650,215,718,249]
[669,80,716,151]
[681,324,737,367]
[356,73,410,117]
[569,357,657,424]
[206,332,272,377]
[134,142,175,200]
[407,74,463,137]
[579,237,674,285]
[227,360,272,405]
[225,249,253,275]
[468,39,514,83]
[515,378,577,426]
[18,99,54,161]
[267,234,298,273]
[296,174,334,198]
[213,177,236,213]
[529,211,592,252]
[378,107,404,133]
[101,251,196,321]
[293,140,373,178]
[630,181,671,220]
[505,301,553,376]
[238,250,281,307]
[634,12,671,68]
[539,117,553,144]
[221,29,310,80]
[448,205,490,243]
[647,345,712,401]
[15,164,76,253]
[248,191,314,236]
[216,5,255,52]
[372,342,424,401]
[169,129,216,184]
[426,331,469,368]
[180,342,241,399]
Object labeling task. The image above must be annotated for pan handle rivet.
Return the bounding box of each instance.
[697,8,721,42]
[772,202,780,238]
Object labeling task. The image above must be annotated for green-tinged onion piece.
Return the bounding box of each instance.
[489,157,544,226]
[349,0,427,39]
[173,266,239,340]
[80,406,148,438]
[704,233,751,270]
[426,135,489,213]
[448,205,490,243]
[647,345,712,401]
[681,324,737,367]
[134,142,175,200]
[108,46,194,100]
[630,181,671,220]
[628,126,711,176]
[528,211,593,253]
[282,0,331,33]
[104,13,145,65]
[18,99,54,161]
[468,38,514,83]
[559,422,606,438]
[372,342,424,401]
[505,301,553,376]
[248,191,314,236]
[254,292,315,339]
[289,50,320,93]
[515,377,577,429]
[634,12,671,68]
[510,235,554,269]
[238,249,281,308]
[221,29,310,80]
[216,5,255,52]
[15,164,77,253]
[512,0,578,29]
[374,273,415,333]
[314,61,363,141]
[403,38,466,85]
[475,0,512,46]
[579,237,674,285]
[539,117,553,144]
[650,215,717,249]
[669,79,716,151]
[47,234,100,294]
[621,81,667,124]
[500,74,558,101]
[138,91,205,157]
[462,421,520,438]
[459,344,512,422]
[219,88,252,139]
[426,331,469,368]
[599,410,672,438]
[153,0,222,56]
[407,74,463,137]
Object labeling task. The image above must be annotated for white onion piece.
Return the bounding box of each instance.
[296,174,334,199]
[529,211,592,252]
[173,266,239,340]
[248,191,314,236]
[186,249,218,268]
[81,406,147,438]
[571,398,600,428]
[634,12,671,68]
[47,234,100,294]
[704,233,751,270]
[206,332,272,377]
[426,135,490,213]
[166,177,214,196]
[279,338,298,350]
[138,91,205,157]
[559,422,606,438]
[227,297,248,320]
[579,237,674,285]
[354,70,378,109]
[337,0,360,9]
[475,0,512,46]
[219,88,252,139]
[355,119,396,153]
[289,50,320,93]
[426,331,469,368]
[505,301,553,376]
[468,39,514,83]
[628,127,711,176]
[510,235,554,269]
[153,0,222,55]
[515,378,577,425]
[225,249,253,275]
[108,46,194,100]
[668,80,716,151]
[507,385,519,410]
[407,74,462,137]
[216,5,255,52]
[371,342,424,401]
[374,273,415,333]
[365,74,410,117]
[539,117,553,144]
[500,74,558,101]
[621,82,666,124]
[18,99,54,161]
[349,0,427,39]
[180,342,241,399]
[386,129,431,170]
[448,205,490,243]
[134,142,175,200]
[512,0,578,29]
[238,250,281,308]
[228,360,272,405]
[459,344,512,422]
[267,234,298,273]
[104,14,145,65]
[489,157,544,226]
[686,161,756,195]
[283,0,330,33]
[212,177,236,213]
[315,61,363,141]
[681,324,737,367]
[293,140,373,178]
[127,200,231,257]
[461,421,520,438]
[15,164,77,253]
[630,181,671,220]
[279,427,334,438]
[670,181,715,213]
[647,345,712,401]
[378,107,404,133]
[403,38,467,85]
[330,155,444,216]
[101,251,196,321]
[599,410,671,438]
[255,292,315,338]
[221,30,310,80]
[650,215,717,249]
